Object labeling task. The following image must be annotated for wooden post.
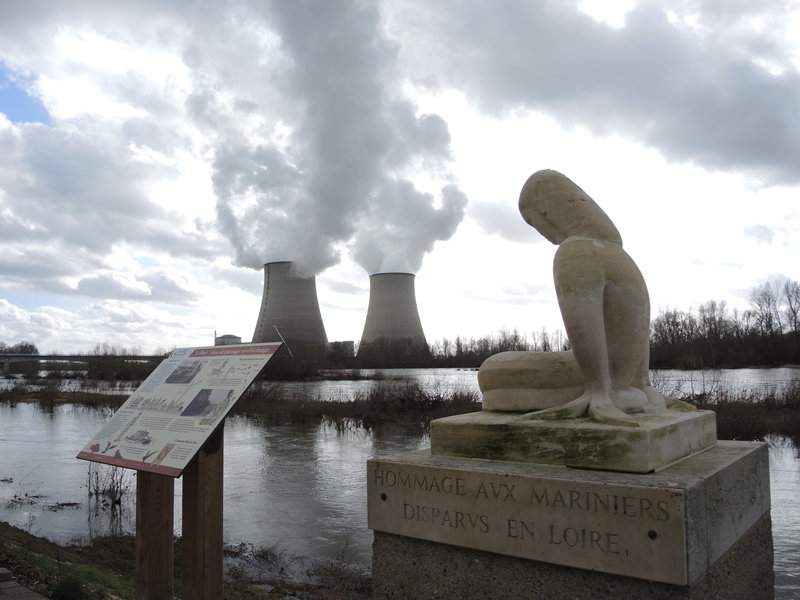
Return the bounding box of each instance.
[135,471,175,600]
[182,423,225,600]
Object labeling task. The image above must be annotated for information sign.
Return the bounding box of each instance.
[77,342,281,477]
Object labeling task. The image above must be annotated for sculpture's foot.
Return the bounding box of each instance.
[614,387,648,413]
[525,396,589,420]
[665,396,697,412]
[588,400,639,427]
[525,392,639,427]
[612,386,668,414]
[641,385,668,412]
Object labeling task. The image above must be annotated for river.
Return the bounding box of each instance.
[0,367,798,596]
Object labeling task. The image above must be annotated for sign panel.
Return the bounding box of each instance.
[368,452,688,585]
[77,343,281,477]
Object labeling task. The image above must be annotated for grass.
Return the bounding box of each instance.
[0,521,135,599]
[0,522,370,599]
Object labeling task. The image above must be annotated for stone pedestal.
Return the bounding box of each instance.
[368,441,773,599]
[431,406,717,473]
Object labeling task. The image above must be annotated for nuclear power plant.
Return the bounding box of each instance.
[251,261,329,352]
[248,264,429,367]
[357,272,429,365]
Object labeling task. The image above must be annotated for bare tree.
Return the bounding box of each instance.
[750,281,783,337]
[698,300,728,343]
[783,279,800,335]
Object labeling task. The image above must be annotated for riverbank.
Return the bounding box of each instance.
[0,521,370,599]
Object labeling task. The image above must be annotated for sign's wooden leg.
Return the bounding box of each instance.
[135,471,175,600]
[182,424,225,600]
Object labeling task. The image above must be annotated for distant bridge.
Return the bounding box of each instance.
[0,354,165,375]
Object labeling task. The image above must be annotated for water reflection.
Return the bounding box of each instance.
[219,416,428,567]
[768,435,800,596]
[0,403,135,542]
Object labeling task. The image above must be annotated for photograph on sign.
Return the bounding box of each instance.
[77,342,281,477]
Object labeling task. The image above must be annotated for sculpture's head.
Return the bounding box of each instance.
[519,170,622,245]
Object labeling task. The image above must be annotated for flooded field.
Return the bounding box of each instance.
[0,367,798,596]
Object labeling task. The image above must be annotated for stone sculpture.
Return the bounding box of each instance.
[479,170,667,427]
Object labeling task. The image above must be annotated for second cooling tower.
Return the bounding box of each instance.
[359,272,427,350]
[252,261,329,351]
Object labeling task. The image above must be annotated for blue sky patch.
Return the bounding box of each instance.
[0,64,50,125]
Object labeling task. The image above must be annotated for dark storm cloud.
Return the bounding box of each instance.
[393,0,800,185]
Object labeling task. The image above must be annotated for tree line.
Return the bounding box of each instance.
[650,279,800,369]
[426,327,571,368]
[361,279,800,370]
[0,341,39,354]
[0,342,165,381]
[3,279,798,374]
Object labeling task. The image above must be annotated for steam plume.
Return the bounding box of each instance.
[211,0,467,276]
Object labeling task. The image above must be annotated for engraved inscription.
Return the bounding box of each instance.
[548,525,621,554]
[530,486,670,521]
[367,459,687,585]
[476,480,516,501]
[373,467,467,496]
[404,504,490,533]
[506,519,535,540]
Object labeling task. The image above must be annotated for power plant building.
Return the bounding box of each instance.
[358,272,428,363]
[252,261,329,352]
[215,334,242,346]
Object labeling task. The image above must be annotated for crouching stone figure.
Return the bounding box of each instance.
[479,170,668,427]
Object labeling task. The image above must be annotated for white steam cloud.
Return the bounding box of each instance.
[211,0,467,276]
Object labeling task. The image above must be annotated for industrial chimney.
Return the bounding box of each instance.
[358,272,429,365]
[252,262,329,353]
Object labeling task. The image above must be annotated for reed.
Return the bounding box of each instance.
[3,374,799,444]
[233,381,481,434]
[672,378,800,444]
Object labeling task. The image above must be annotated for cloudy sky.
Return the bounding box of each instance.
[0,0,798,354]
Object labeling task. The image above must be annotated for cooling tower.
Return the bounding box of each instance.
[358,273,428,363]
[252,262,329,351]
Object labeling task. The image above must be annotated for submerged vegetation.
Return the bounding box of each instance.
[233,380,481,434]
[2,369,799,444]
[678,381,800,448]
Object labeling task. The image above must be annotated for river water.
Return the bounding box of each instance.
[0,367,798,596]
[248,366,800,402]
